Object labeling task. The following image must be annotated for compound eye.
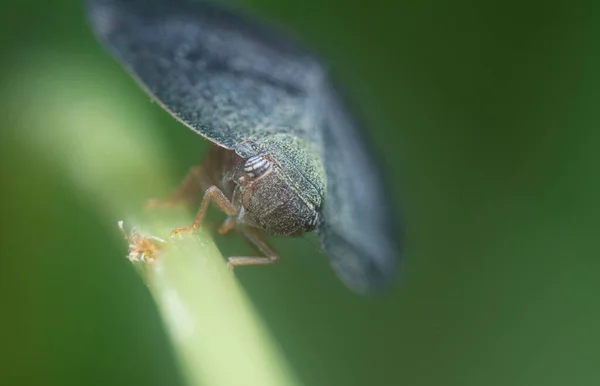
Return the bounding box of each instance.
[244,156,272,179]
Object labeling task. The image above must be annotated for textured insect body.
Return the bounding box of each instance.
[86,0,400,293]
[236,134,325,236]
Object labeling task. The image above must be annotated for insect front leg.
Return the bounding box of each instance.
[145,165,209,209]
[227,225,280,270]
[171,186,237,237]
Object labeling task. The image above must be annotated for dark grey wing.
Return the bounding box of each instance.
[317,81,401,293]
[85,0,323,153]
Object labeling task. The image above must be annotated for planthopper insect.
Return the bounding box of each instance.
[86,0,401,293]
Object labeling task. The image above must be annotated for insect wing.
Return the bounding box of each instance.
[86,0,401,293]
[317,82,400,293]
[85,0,320,154]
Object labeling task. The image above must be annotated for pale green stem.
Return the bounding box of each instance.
[8,54,300,386]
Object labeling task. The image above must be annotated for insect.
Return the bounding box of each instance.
[86,0,400,293]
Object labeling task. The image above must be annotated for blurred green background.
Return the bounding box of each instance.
[1,0,600,385]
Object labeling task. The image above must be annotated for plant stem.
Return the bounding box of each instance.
[13,57,301,386]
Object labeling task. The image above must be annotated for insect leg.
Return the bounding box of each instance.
[171,186,237,237]
[145,165,208,209]
[218,216,237,235]
[227,226,280,270]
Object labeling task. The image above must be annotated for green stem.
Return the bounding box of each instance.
[13,56,300,386]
